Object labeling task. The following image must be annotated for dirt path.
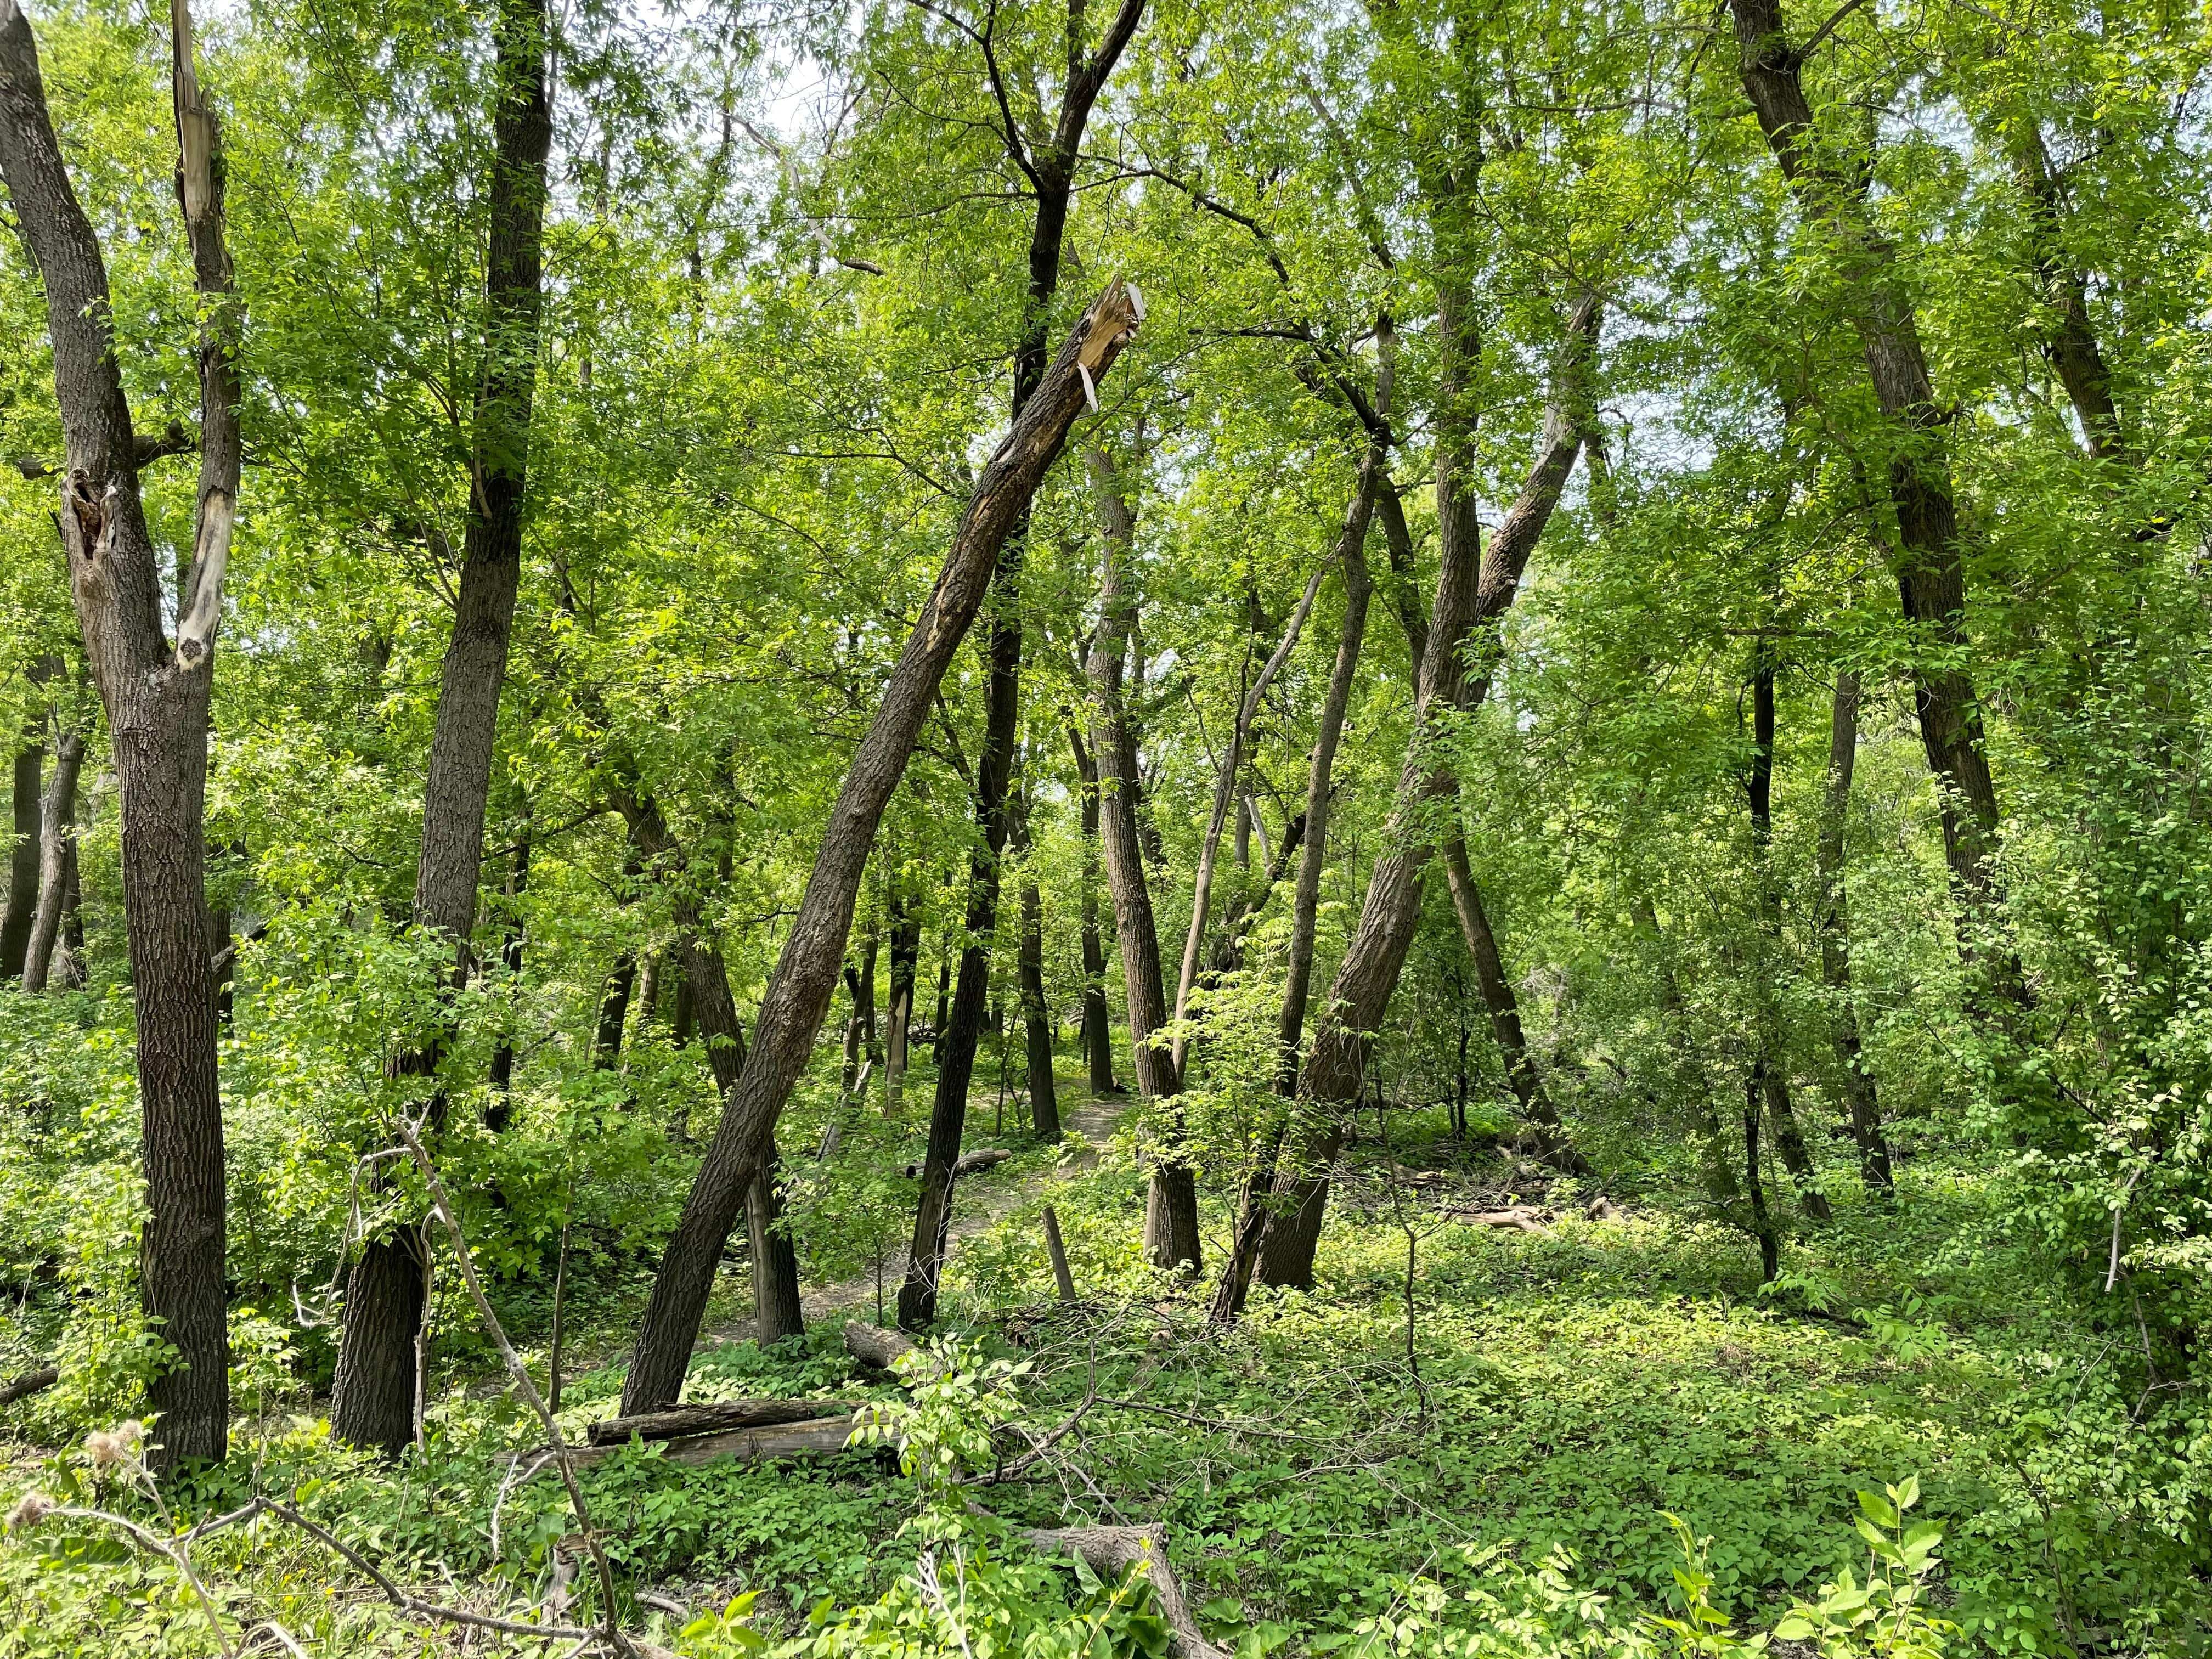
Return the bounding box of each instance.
[693,1079,1127,1351]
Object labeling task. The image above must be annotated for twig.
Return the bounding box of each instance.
[393,1121,636,1656]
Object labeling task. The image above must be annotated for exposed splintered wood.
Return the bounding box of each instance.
[0,1364,59,1407]
[618,278,1144,1417]
[1584,1196,1626,1222]
[538,1414,860,1471]
[1020,1525,1229,1659]
[586,1397,859,1446]
[901,1147,1013,1179]
[843,1321,918,1374]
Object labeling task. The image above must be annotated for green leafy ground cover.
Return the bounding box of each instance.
[4,1084,2202,1659]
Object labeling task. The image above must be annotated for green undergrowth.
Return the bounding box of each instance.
[2,1113,2205,1657]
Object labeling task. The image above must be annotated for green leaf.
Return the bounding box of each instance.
[1857,1490,1898,1529]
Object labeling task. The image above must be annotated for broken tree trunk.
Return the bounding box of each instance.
[0,0,244,1468]
[543,1415,860,1471]
[1020,1526,1229,1659]
[611,279,1146,1409]
[843,1321,919,1375]
[586,1397,858,1445]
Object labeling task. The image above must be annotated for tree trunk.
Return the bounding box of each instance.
[1999,119,2127,465]
[747,1151,805,1345]
[1085,443,1199,1272]
[57,834,82,988]
[1212,448,1378,1324]
[1260,295,1601,1290]
[1742,1066,1780,1282]
[0,0,244,1469]
[21,724,84,993]
[1066,724,1120,1095]
[1747,652,1832,1221]
[1816,671,1893,1193]
[332,0,551,1457]
[842,964,866,1091]
[1,719,41,980]
[1729,0,2008,916]
[618,284,1143,1414]
[487,830,529,1108]
[1170,555,1330,1071]
[899,0,1154,1293]
[1013,778,1061,1141]
[884,883,919,1105]
[635,950,661,1035]
[592,950,637,1069]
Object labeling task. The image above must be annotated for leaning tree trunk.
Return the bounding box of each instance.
[1211,447,1380,1324]
[901,0,1151,1296]
[1746,651,1831,1221]
[0,713,42,979]
[1436,843,1588,1171]
[1633,894,1741,1205]
[0,0,242,1469]
[1259,296,1601,1290]
[1815,670,1893,1193]
[1085,442,1199,1272]
[618,284,1143,1414]
[20,722,84,993]
[332,0,551,1457]
[1729,0,2012,934]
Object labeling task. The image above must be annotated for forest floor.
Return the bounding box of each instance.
[2,1058,2203,1658]
[689,1078,1129,1352]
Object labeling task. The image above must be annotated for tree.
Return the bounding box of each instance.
[0,0,241,1469]
[330,0,552,1457]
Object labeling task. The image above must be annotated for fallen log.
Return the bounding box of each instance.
[586,1397,860,1446]
[843,1321,918,1374]
[0,1365,58,1408]
[1583,1195,1625,1222]
[1452,1207,1546,1233]
[531,1414,862,1472]
[1021,1525,1228,1659]
[901,1147,1014,1180]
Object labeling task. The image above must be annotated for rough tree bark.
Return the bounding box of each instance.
[900,0,1146,1330]
[618,282,1143,1413]
[332,0,551,1456]
[1257,297,1601,1290]
[20,720,84,993]
[0,0,242,1468]
[1815,669,1893,1193]
[1729,0,2009,915]
[1746,651,1831,1221]
[1085,442,1199,1272]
